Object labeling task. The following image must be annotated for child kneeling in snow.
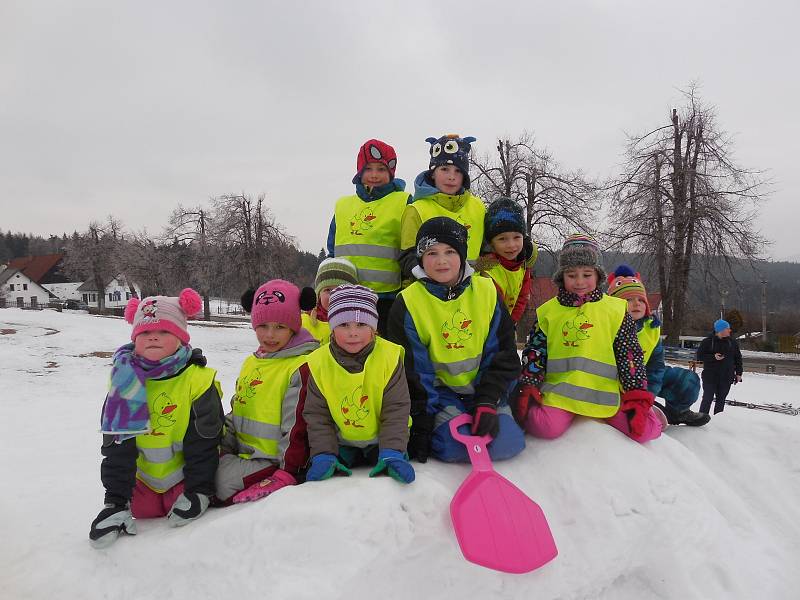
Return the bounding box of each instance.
[90,289,225,549]
[215,280,319,504]
[303,284,414,484]
[514,235,663,443]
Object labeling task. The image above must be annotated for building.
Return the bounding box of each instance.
[76,276,141,308]
[0,268,56,308]
[6,254,68,284]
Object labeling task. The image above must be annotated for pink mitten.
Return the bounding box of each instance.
[232,469,296,504]
[620,389,655,438]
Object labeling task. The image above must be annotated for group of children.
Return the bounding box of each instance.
[90,135,690,549]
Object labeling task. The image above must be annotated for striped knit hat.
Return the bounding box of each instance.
[314,257,359,295]
[327,284,379,331]
[607,264,650,316]
[553,233,606,287]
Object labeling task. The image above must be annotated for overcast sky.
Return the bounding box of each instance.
[2,0,799,260]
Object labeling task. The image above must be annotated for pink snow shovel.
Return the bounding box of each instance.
[448,413,558,573]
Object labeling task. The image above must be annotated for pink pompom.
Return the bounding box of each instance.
[179,288,203,318]
[124,298,141,324]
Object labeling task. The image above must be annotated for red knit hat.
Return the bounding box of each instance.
[242,279,316,333]
[125,288,202,344]
[355,139,397,181]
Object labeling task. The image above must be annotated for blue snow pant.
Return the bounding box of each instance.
[660,366,701,413]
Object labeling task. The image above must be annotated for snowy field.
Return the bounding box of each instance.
[2,307,799,600]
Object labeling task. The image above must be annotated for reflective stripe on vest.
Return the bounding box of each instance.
[481,262,525,314]
[307,337,405,446]
[537,295,627,418]
[637,318,661,364]
[231,354,308,460]
[302,313,331,345]
[333,192,406,293]
[412,192,486,260]
[400,276,496,395]
[135,365,220,493]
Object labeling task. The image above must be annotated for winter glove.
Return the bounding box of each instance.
[511,384,541,426]
[407,413,434,463]
[471,403,500,438]
[167,492,210,527]
[369,449,416,484]
[620,389,655,438]
[305,453,352,481]
[232,469,296,503]
[89,503,136,549]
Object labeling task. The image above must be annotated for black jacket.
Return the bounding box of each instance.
[696,333,743,380]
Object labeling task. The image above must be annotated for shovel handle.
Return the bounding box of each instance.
[449,414,494,472]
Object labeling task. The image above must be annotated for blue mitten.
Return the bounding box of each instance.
[369,449,416,484]
[306,453,352,481]
[167,492,210,527]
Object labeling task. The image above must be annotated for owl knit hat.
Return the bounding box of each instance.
[328,284,379,331]
[553,233,606,287]
[354,138,398,183]
[314,257,359,296]
[241,279,316,333]
[426,134,476,189]
[607,264,650,316]
[124,288,202,344]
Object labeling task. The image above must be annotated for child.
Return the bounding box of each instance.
[696,319,743,416]
[89,289,224,548]
[302,257,359,344]
[326,139,411,335]
[514,235,663,443]
[388,217,525,463]
[608,264,709,427]
[398,134,486,280]
[215,280,319,504]
[303,284,414,483]
[477,197,538,323]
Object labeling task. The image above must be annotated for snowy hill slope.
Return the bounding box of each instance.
[1,308,799,600]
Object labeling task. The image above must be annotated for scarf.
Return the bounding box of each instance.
[100,343,192,442]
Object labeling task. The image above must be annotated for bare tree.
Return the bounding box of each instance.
[606,85,769,343]
[470,132,600,258]
[116,231,171,298]
[62,217,124,311]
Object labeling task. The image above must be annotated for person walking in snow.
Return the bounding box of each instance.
[214,280,319,504]
[513,235,664,443]
[696,319,743,415]
[90,289,224,548]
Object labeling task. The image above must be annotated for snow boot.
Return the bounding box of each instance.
[652,404,669,431]
[661,402,710,427]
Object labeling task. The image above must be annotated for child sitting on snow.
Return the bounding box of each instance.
[90,289,224,548]
[302,257,359,345]
[215,280,319,504]
[303,284,414,484]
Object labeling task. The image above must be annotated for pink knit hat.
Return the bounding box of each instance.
[242,279,316,333]
[125,288,202,344]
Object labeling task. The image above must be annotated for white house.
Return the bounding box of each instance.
[76,276,141,308]
[0,268,55,308]
[43,282,84,302]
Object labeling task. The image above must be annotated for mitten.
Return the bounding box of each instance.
[89,503,136,549]
[511,384,541,426]
[305,453,352,481]
[407,413,434,463]
[369,449,416,484]
[167,492,210,527]
[471,403,500,438]
[620,389,655,438]
[232,469,296,503]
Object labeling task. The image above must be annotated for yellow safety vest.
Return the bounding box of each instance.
[481,262,526,315]
[230,353,309,460]
[400,276,496,395]
[306,337,405,447]
[637,317,661,364]
[302,312,331,345]
[537,295,628,417]
[333,192,407,293]
[135,365,220,493]
[412,192,486,260]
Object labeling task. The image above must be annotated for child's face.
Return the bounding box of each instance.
[491,232,524,260]
[361,163,391,188]
[318,287,335,311]
[421,242,461,286]
[333,322,374,354]
[432,165,464,195]
[255,322,294,353]
[134,330,182,362]
[626,296,648,321]
[563,267,598,296]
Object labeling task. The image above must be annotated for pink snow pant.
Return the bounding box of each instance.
[524,403,662,443]
[131,479,185,518]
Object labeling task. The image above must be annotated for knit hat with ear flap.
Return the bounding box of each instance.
[426,134,476,189]
[552,233,606,287]
[241,279,316,333]
[125,288,202,344]
[607,264,650,316]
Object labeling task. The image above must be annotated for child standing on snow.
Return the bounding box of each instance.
[477,197,538,324]
[90,289,224,548]
[215,280,319,504]
[398,134,486,280]
[303,284,415,484]
[514,235,663,443]
[326,139,410,335]
[302,257,359,345]
[608,264,709,427]
[388,217,525,463]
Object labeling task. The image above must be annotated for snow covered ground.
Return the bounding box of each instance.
[2,307,799,600]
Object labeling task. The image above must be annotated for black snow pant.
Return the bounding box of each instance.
[699,370,733,415]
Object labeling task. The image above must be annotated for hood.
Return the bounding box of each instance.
[352,178,406,201]
[412,171,466,202]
